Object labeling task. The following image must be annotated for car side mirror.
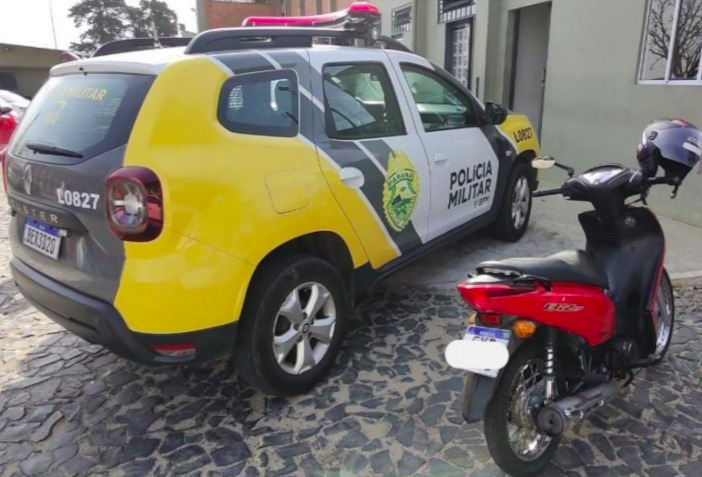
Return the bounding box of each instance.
[484,102,508,125]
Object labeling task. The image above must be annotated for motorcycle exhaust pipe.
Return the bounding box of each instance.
[537,380,620,437]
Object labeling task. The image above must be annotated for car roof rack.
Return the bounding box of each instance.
[92,37,191,57]
[184,27,411,55]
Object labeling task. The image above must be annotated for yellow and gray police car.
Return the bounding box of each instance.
[3,10,540,396]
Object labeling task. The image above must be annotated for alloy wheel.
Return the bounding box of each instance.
[511,176,531,230]
[272,282,337,375]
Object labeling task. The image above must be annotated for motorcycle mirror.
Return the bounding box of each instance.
[532,156,556,169]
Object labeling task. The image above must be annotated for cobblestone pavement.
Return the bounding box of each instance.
[1,206,702,476]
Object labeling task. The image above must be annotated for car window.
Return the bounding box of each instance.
[10,74,154,163]
[218,69,299,138]
[400,64,478,132]
[323,63,405,140]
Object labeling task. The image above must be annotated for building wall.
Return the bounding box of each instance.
[0,44,62,97]
[540,0,702,226]
[287,0,354,15]
[198,0,277,30]
[374,0,702,226]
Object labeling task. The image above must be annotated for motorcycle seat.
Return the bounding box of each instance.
[477,250,608,289]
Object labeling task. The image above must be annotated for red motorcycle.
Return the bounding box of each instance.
[446,119,702,476]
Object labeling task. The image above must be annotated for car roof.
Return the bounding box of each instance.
[51,44,399,77]
[51,47,189,77]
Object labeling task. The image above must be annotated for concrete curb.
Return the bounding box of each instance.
[670,271,702,287]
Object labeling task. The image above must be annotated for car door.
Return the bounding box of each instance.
[389,54,500,241]
[307,49,432,270]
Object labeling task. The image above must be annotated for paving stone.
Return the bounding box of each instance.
[420,404,446,427]
[338,430,369,449]
[100,447,123,469]
[170,447,210,475]
[0,422,40,443]
[299,454,324,476]
[554,446,585,469]
[369,450,394,474]
[120,458,156,476]
[647,465,680,477]
[159,431,185,454]
[19,453,52,476]
[342,450,369,473]
[396,418,415,447]
[124,438,160,460]
[427,457,464,477]
[106,370,136,387]
[53,444,78,466]
[680,461,702,476]
[3,407,24,421]
[276,442,311,459]
[62,455,95,474]
[397,451,426,476]
[211,442,251,466]
[262,431,293,447]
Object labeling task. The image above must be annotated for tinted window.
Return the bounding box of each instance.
[323,63,405,140]
[218,69,299,137]
[10,74,153,163]
[401,64,478,132]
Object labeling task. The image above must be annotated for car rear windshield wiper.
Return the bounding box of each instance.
[25,142,84,159]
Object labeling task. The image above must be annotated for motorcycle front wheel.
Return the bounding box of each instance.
[484,338,561,477]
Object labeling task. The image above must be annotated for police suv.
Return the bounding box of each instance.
[3,2,540,395]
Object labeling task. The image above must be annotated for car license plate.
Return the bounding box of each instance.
[22,219,62,260]
[463,325,512,378]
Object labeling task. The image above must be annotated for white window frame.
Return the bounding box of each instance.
[638,0,702,85]
[391,4,412,39]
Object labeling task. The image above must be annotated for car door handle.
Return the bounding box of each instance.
[434,152,449,164]
[339,167,364,189]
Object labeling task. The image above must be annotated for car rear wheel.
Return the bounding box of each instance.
[491,162,532,242]
[234,254,349,396]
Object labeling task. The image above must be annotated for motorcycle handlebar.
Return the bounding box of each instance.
[532,188,562,197]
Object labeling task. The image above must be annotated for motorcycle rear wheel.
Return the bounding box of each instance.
[651,268,675,364]
[484,338,561,477]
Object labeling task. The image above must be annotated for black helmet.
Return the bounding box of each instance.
[636,119,702,181]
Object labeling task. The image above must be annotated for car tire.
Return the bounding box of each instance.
[491,161,532,242]
[234,254,349,396]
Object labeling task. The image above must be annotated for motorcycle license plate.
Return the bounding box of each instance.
[463,325,512,378]
[22,219,62,260]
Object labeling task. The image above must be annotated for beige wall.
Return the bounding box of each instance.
[375,0,702,226]
[0,68,48,98]
[539,0,702,226]
[0,44,61,97]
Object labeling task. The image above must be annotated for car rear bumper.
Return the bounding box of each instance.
[10,258,237,365]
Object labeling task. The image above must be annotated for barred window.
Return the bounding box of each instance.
[392,5,412,39]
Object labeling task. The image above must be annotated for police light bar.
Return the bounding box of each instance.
[242,2,381,37]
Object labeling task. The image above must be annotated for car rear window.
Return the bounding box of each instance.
[10,73,154,164]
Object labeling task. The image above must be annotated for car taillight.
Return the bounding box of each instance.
[0,113,18,150]
[105,167,163,241]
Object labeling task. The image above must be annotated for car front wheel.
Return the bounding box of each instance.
[491,162,532,242]
[234,254,349,396]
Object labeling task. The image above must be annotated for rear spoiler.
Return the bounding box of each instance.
[92,37,191,57]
